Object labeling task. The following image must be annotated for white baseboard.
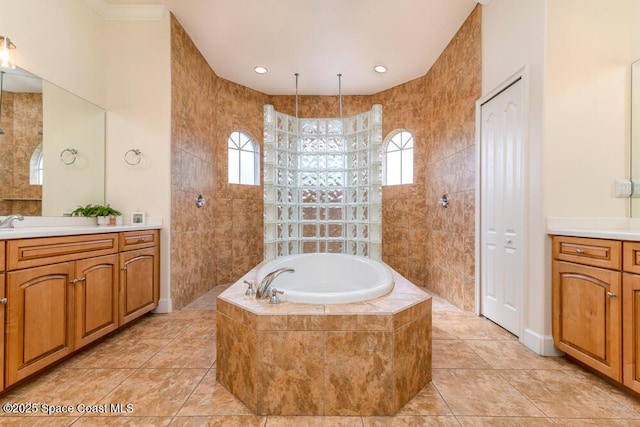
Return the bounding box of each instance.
[523,328,562,356]
[153,298,172,314]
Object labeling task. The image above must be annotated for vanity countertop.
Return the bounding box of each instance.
[547,227,640,241]
[547,217,640,241]
[0,224,161,240]
[0,216,162,240]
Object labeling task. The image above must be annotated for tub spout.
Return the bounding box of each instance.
[256,268,294,300]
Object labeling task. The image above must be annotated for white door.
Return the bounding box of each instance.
[479,77,525,337]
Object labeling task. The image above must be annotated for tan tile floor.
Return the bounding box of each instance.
[1,285,640,426]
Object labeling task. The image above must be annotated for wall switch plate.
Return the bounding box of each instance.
[615,179,632,197]
[632,180,640,197]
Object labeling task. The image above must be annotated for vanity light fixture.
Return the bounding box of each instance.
[374,65,387,73]
[0,36,16,69]
[254,66,268,74]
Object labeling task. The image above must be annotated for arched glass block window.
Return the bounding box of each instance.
[383,130,414,185]
[228,130,259,185]
[29,142,43,185]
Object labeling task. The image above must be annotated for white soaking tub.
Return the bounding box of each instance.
[256,253,394,304]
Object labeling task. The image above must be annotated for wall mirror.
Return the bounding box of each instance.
[632,60,640,217]
[0,66,105,217]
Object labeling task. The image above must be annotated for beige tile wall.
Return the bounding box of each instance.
[375,6,481,311]
[170,15,267,309]
[171,6,480,311]
[0,90,43,216]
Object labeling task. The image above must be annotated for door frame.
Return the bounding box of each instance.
[475,66,529,341]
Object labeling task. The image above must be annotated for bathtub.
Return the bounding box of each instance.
[256,253,394,304]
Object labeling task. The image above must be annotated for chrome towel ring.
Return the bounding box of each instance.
[60,148,77,165]
[124,149,142,165]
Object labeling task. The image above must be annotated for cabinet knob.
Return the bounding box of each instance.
[137,238,146,243]
[121,266,128,271]
[607,291,617,298]
[575,249,585,254]
[70,278,86,284]
[0,298,7,305]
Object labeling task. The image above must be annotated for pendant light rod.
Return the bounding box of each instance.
[295,73,299,119]
[337,73,343,119]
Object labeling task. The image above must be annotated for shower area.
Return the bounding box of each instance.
[263,104,383,261]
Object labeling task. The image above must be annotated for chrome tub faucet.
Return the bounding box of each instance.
[256,267,294,300]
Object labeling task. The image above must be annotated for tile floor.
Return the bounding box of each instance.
[1,285,639,426]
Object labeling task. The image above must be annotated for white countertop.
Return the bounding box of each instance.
[547,217,640,241]
[0,216,162,240]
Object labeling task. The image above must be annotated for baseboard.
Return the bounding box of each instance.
[153,298,172,314]
[523,328,563,356]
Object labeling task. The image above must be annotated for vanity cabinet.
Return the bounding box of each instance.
[551,235,640,393]
[623,242,640,394]
[119,231,159,325]
[552,236,622,381]
[5,234,119,386]
[0,241,5,393]
[2,229,160,389]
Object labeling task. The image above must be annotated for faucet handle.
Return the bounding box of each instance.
[269,287,284,304]
[244,280,256,296]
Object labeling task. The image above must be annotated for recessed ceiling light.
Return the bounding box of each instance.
[254,66,268,74]
[374,65,387,73]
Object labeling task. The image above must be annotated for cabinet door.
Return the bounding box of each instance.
[6,263,74,386]
[553,260,621,380]
[623,273,640,393]
[119,247,159,326]
[74,254,119,349]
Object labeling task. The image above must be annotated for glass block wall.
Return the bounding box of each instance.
[263,104,382,260]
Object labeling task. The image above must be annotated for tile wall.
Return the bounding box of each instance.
[374,6,480,311]
[0,91,43,216]
[170,15,267,309]
[171,6,480,311]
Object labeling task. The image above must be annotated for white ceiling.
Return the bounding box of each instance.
[105,0,480,95]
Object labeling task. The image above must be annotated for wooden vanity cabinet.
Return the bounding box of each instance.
[1,230,159,389]
[552,236,622,381]
[4,234,120,386]
[119,231,159,326]
[623,242,640,394]
[0,241,5,393]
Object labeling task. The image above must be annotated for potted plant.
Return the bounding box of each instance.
[71,204,123,226]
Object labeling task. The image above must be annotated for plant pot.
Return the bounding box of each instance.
[97,215,123,226]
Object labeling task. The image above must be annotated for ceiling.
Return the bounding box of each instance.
[104,0,480,95]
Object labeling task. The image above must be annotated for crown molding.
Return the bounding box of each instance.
[84,0,168,21]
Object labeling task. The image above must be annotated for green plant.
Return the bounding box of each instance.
[71,204,121,217]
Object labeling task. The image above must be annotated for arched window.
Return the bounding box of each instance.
[383,130,414,185]
[228,130,259,185]
[29,142,43,185]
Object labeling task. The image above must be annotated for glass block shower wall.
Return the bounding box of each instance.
[263,104,382,260]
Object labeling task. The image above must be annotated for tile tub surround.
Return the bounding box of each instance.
[216,266,432,416]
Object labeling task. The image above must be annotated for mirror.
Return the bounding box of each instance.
[632,60,640,217]
[0,67,105,217]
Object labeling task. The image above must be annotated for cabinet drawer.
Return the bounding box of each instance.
[624,242,640,274]
[119,230,158,251]
[552,236,621,270]
[7,234,119,270]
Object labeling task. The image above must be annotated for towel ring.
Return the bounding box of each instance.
[60,148,77,165]
[124,149,142,166]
